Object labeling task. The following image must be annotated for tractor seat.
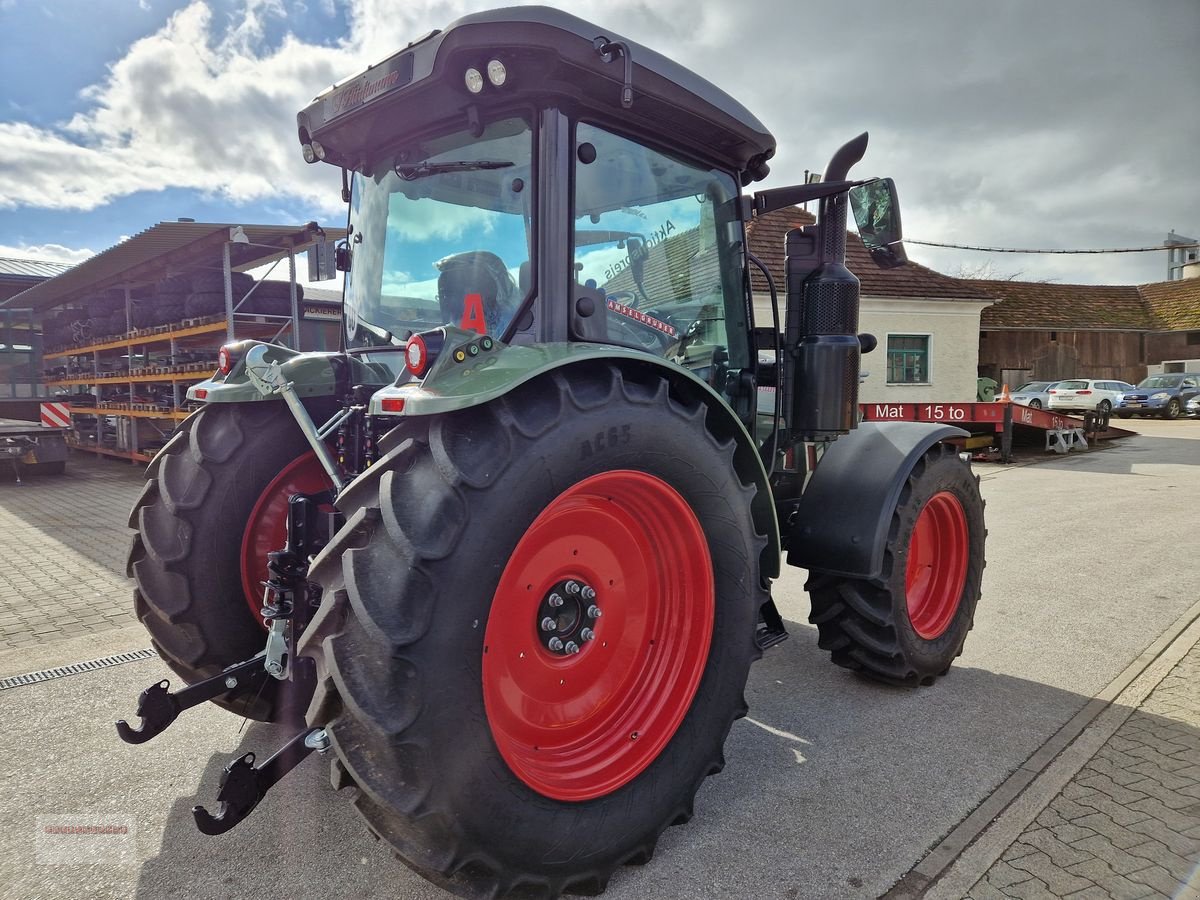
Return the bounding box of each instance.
[435,251,518,335]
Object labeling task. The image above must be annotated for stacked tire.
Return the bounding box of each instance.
[182,271,252,319]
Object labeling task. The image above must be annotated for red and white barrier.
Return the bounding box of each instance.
[40,402,72,429]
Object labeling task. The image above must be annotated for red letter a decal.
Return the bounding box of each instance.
[461,293,487,334]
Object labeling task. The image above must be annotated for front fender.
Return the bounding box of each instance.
[787,421,968,579]
[373,340,781,578]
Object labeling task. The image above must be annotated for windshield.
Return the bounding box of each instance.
[1015,382,1049,392]
[343,117,533,348]
[1137,375,1182,389]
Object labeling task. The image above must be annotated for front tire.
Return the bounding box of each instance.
[127,402,330,721]
[1163,399,1181,419]
[302,364,767,896]
[806,443,985,686]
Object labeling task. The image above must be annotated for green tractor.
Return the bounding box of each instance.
[119,7,985,896]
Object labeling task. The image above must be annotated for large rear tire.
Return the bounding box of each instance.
[806,443,985,687]
[127,402,331,721]
[301,363,768,897]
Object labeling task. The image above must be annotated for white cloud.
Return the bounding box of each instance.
[1,0,1196,289]
[0,1,350,213]
[0,242,96,266]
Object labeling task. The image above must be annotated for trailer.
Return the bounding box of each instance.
[0,402,69,482]
[859,399,1137,461]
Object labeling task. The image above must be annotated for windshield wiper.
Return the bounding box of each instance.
[395,159,514,180]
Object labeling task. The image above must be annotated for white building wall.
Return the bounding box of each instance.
[752,294,993,403]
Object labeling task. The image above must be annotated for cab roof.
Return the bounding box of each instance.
[297,6,776,183]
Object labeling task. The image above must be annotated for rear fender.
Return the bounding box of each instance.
[372,342,781,578]
[787,421,967,579]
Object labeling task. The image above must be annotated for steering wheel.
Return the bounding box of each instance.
[607,307,677,353]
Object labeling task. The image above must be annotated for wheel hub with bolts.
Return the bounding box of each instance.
[537,579,600,655]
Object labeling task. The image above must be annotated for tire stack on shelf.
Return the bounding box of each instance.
[180,272,304,319]
[82,290,129,339]
[151,275,193,327]
[182,271,252,320]
[41,307,90,351]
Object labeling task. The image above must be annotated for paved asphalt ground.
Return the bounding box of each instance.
[0,420,1197,899]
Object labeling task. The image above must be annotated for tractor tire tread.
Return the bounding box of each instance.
[301,363,767,898]
[806,442,985,688]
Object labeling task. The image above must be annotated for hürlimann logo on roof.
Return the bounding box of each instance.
[327,54,415,119]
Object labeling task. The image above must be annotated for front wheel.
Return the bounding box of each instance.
[1116,411,1133,419]
[1028,398,1042,409]
[1163,399,1182,419]
[807,443,985,686]
[302,364,767,896]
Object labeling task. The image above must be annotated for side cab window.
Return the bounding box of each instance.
[571,121,750,404]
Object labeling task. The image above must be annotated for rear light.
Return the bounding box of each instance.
[1048,390,1057,394]
[1077,390,1092,395]
[380,397,405,413]
[194,389,208,400]
[405,329,446,378]
[217,345,235,375]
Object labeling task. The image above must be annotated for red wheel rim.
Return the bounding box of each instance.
[905,490,969,640]
[239,452,332,626]
[482,470,714,802]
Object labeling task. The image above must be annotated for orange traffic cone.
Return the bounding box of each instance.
[999,383,1011,403]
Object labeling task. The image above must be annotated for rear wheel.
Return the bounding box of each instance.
[127,402,330,721]
[1098,399,1112,414]
[807,443,985,686]
[301,364,767,896]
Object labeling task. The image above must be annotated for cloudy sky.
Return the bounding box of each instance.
[1,0,1197,286]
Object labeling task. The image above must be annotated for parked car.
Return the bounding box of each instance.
[1114,373,1200,419]
[1046,379,1135,414]
[1003,380,1060,409]
[1187,395,1200,418]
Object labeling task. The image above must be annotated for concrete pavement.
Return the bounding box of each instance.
[0,422,1197,899]
[0,454,142,654]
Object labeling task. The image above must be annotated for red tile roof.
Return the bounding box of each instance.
[745,206,993,302]
[974,280,1153,330]
[974,277,1200,332]
[1137,278,1200,330]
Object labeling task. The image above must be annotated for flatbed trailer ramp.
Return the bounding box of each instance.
[0,403,71,481]
[859,401,1136,462]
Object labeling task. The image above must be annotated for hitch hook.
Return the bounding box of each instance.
[192,727,328,835]
[115,653,267,744]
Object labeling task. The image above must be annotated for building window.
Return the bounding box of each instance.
[886,334,930,384]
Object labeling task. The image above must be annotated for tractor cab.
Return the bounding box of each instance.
[298,6,777,410]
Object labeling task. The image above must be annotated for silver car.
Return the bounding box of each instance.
[1004,380,1060,409]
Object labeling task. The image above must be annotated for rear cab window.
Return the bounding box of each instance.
[572,121,749,406]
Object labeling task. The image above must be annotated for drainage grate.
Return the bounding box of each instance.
[0,648,157,691]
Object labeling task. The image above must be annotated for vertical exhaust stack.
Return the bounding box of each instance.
[787,133,868,442]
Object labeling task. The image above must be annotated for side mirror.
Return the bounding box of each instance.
[849,177,908,269]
